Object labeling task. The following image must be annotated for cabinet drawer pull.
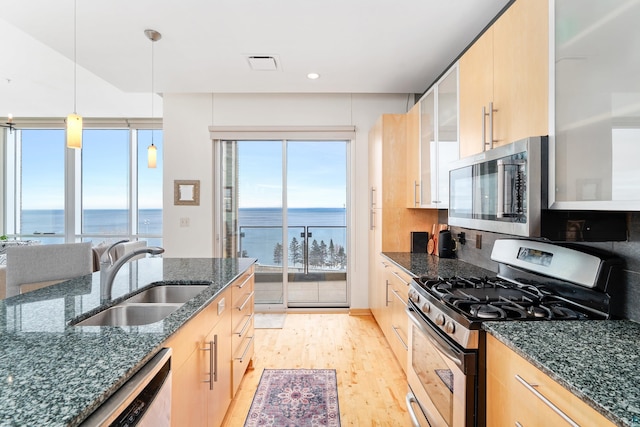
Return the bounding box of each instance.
[391,288,408,308]
[414,180,420,207]
[236,313,254,337]
[202,336,218,390]
[391,325,408,351]
[236,273,254,289]
[514,374,579,427]
[390,270,410,286]
[236,291,254,311]
[235,335,254,363]
[385,280,391,307]
[515,422,523,427]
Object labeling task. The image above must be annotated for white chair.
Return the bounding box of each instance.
[5,242,93,298]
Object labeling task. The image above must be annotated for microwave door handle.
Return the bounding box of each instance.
[497,160,505,218]
[407,308,463,368]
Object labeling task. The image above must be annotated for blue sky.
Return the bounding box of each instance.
[20,132,344,210]
[237,140,347,208]
[21,129,163,210]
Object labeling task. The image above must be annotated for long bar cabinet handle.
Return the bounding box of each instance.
[488,101,495,150]
[236,313,254,337]
[514,374,579,427]
[236,273,254,289]
[391,325,408,351]
[235,335,255,363]
[482,105,487,152]
[202,336,218,390]
[390,270,410,286]
[236,291,255,311]
[414,180,420,207]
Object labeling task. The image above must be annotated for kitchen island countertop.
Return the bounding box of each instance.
[0,256,255,426]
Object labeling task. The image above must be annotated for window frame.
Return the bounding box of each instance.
[3,118,162,244]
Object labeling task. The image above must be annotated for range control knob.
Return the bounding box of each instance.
[420,301,431,313]
[445,321,456,334]
[435,314,446,326]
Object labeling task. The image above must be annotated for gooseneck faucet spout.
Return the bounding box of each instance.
[100,244,165,302]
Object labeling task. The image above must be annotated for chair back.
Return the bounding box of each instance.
[6,242,93,297]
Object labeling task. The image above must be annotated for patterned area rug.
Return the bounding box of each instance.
[244,369,341,427]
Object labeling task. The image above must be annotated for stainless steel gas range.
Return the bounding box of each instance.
[405,239,624,427]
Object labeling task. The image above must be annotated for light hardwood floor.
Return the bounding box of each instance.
[221,313,412,426]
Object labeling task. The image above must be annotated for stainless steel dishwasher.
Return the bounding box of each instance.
[80,348,172,426]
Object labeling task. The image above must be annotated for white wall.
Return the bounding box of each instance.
[162,92,410,308]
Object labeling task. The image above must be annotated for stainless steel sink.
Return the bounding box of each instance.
[71,284,210,327]
[123,285,209,304]
[73,304,182,326]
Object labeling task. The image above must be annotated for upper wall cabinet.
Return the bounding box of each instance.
[407,64,459,209]
[459,0,549,158]
[551,0,640,210]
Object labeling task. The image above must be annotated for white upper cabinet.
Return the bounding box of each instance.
[552,0,640,209]
[414,64,459,209]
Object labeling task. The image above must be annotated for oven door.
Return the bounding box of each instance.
[406,307,477,427]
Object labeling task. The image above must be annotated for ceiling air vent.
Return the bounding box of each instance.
[246,55,279,71]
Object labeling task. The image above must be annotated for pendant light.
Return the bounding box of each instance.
[66,0,82,149]
[145,29,161,168]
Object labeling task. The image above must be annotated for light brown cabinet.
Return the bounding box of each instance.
[231,266,255,397]
[368,114,435,372]
[164,268,255,427]
[459,0,548,158]
[385,264,410,374]
[486,334,615,427]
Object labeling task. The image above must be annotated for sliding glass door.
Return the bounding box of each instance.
[220,139,348,310]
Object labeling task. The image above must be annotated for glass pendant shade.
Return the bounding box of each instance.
[148,143,157,168]
[66,113,82,149]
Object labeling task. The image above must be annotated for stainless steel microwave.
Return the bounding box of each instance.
[448,136,548,237]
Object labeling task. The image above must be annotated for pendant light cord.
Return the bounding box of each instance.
[151,35,154,146]
[73,0,77,114]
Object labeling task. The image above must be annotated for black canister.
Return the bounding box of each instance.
[438,230,457,258]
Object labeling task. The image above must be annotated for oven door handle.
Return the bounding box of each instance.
[407,307,463,369]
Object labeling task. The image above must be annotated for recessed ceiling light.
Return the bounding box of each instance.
[307,72,320,80]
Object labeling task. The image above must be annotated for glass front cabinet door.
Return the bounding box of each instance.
[418,64,460,209]
[552,0,640,210]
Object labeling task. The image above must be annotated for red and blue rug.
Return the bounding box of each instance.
[244,369,341,427]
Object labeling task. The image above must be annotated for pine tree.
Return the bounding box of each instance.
[273,242,283,265]
[310,239,321,267]
[319,240,328,267]
[328,239,336,267]
[289,237,303,266]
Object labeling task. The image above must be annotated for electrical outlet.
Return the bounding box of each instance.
[476,234,482,249]
[179,217,190,227]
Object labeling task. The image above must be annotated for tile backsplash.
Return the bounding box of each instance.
[450,212,640,322]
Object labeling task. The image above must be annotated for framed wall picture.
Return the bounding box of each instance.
[174,180,200,206]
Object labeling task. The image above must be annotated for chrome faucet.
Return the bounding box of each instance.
[100,240,165,302]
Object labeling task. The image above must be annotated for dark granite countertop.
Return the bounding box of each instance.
[0,257,255,427]
[484,321,640,427]
[381,252,495,279]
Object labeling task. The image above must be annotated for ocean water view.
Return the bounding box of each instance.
[18,208,347,269]
[238,208,347,268]
[20,209,163,235]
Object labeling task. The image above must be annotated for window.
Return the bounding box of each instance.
[4,123,162,245]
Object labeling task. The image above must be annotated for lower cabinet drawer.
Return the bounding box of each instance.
[232,328,255,397]
[486,335,615,427]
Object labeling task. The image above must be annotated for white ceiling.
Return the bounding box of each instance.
[0,0,510,117]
